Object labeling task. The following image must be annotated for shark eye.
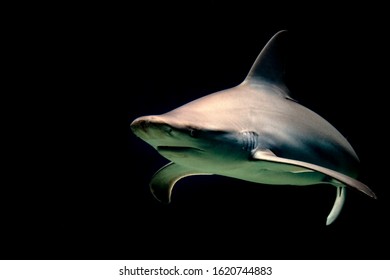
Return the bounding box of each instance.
[189,128,199,138]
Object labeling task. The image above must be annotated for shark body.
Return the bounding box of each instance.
[131,30,376,225]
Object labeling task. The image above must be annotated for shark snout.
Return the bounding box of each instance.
[130,116,173,140]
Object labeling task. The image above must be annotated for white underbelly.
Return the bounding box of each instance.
[213,161,327,186]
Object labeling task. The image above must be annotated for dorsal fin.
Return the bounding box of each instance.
[243,30,289,93]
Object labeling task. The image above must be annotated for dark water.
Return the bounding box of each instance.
[3,2,389,260]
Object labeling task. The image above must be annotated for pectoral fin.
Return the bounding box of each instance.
[150,162,212,203]
[252,149,376,199]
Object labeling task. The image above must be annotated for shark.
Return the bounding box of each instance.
[130,30,376,225]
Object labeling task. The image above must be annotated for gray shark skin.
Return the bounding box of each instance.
[130,30,376,225]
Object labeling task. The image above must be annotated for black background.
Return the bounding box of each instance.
[3,2,389,260]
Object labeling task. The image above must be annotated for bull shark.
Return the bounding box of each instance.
[130,30,376,225]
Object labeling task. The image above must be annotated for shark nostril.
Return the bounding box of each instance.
[141,120,150,131]
[131,117,173,138]
[131,119,151,133]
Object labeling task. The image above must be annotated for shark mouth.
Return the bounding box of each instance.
[157,146,203,153]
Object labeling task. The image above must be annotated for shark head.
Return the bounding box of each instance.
[130,100,258,171]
